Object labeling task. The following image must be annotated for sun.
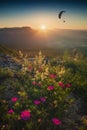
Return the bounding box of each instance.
[40,25,46,30]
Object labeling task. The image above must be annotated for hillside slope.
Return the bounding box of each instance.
[0,44,18,56]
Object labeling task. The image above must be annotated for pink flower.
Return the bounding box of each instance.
[34,100,41,105]
[11,97,18,102]
[32,81,37,85]
[28,66,33,71]
[47,86,54,91]
[20,110,31,120]
[40,97,46,102]
[52,118,61,125]
[49,74,56,79]
[8,109,14,114]
[66,83,71,88]
[58,82,65,88]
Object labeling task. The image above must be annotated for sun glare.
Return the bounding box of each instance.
[40,25,46,30]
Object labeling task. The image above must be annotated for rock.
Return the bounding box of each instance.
[0,54,21,70]
[62,93,82,130]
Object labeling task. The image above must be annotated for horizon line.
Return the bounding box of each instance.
[0,26,87,31]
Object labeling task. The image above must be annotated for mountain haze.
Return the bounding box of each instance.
[0,27,87,49]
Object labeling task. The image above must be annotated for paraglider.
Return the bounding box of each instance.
[58,11,66,23]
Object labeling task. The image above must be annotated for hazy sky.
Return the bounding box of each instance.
[0,0,87,30]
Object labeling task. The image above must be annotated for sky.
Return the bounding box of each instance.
[0,0,87,30]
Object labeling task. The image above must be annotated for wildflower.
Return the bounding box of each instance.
[18,91,26,96]
[20,110,31,121]
[54,92,57,95]
[52,118,61,125]
[32,81,37,85]
[18,116,21,120]
[66,83,71,88]
[34,100,41,105]
[38,118,42,122]
[58,82,65,88]
[8,109,14,114]
[40,97,46,102]
[2,100,6,103]
[11,97,18,102]
[47,86,54,91]
[49,74,56,79]
[28,66,33,71]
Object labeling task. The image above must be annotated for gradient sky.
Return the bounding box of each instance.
[0,0,87,30]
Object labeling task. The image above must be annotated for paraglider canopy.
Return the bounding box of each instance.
[58,11,66,22]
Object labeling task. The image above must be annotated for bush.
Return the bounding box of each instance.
[0,51,87,130]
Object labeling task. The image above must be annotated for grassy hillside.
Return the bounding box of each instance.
[0,51,87,130]
[0,44,18,56]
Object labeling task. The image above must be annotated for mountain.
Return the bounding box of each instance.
[0,27,87,49]
[0,27,38,49]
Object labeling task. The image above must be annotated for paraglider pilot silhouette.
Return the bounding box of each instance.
[58,11,66,23]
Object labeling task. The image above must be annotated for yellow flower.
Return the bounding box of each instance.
[18,91,26,96]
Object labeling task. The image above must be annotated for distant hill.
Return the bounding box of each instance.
[0,27,39,49]
[0,27,87,49]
